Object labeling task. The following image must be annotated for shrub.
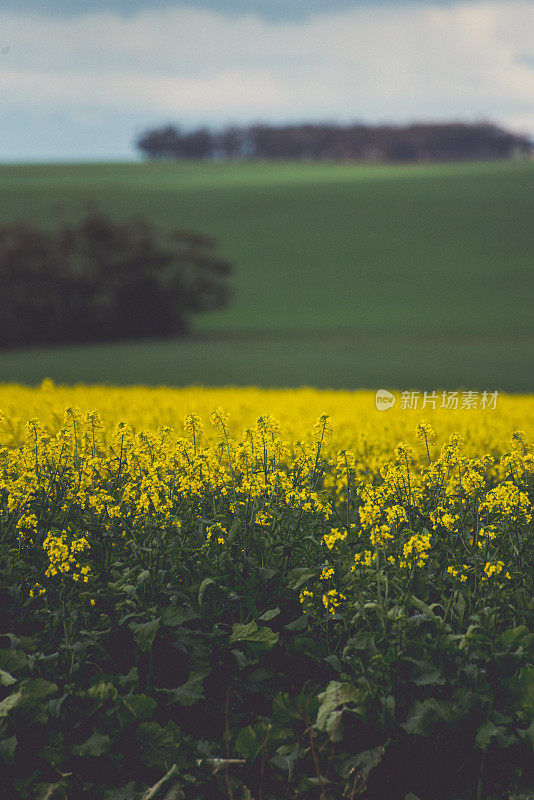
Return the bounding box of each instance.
[0,212,232,346]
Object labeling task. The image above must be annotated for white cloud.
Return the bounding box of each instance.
[0,1,533,143]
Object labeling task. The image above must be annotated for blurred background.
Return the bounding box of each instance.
[0,0,533,390]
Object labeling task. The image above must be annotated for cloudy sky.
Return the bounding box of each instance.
[1,0,533,161]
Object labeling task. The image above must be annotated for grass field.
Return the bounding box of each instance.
[0,159,532,389]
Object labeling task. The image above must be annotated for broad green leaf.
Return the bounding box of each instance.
[34,781,68,800]
[19,678,58,702]
[259,607,280,622]
[0,669,16,687]
[103,782,138,800]
[287,569,315,590]
[230,621,258,642]
[475,721,500,750]
[72,731,111,757]
[409,596,440,620]
[235,721,273,761]
[518,720,534,749]
[404,658,446,686]
[129,618,159,652]
[500,625,530,647]
[230,622,278,649]
[0,735,17,764]
[0,691,21,717]
[325,709,344,742]
[121,693,157,722]
[235,725,262,761]
[198,578,215,605]
[162,606,200,627]
[231,649,258,670]
[284,614,309,631]
[162,669,208,706]
[339,744,387,783]
[134,721,182,769]
[401,699,459,737]
[316,682,359,735]
[88,680,118,702]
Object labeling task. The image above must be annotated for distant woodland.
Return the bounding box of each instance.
[136,121,532,162]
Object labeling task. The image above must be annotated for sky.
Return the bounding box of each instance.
[1,0,533,161]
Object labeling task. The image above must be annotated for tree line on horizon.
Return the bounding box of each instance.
[136,121,532,162]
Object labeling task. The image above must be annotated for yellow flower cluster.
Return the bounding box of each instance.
[400,531,432,570]
[43,531,90,582]
[320,566,335,581]
[482,560,511,581]
[322,589,346,617]
[322,527,348,550]
[206,523,226,544]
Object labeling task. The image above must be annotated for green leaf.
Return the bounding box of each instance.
[129,618,159,652]
[230,621,258,642]
[198,578,215,605]
[284,614,309,631]
[235,721,273,762]
[259,607,280,622]
[324,709,344,742]
[339,743,387,785]
[287,569,316,590]
[231,649,258,670]
[0,679,57,725]
[38,732,65,768]
[316,681,360,739]
[500,625,530,647]
[88,680,118,702]
[134,721,182,769]
[401,699,459,737]
[506,666,534,715]
[404,658,446,686]
[103,782,138,800]
[518,720,534,749]
[409,596,440,620]
[0,735,17,764]
[122,693,157,722]
[227,518,242,543]
[235,725,262,761]
[476,721,500,750]
[325,654,342,673]
[162,669,208,706]
[271,742,304,778]
[162,606,200,627]
[34,780,68,800]
[72,731,111,758]
[230,622,278,649]
[0,669,16,687]
[0,690,21,717]
[453,592,466,625]
[20,678,58,702]
[118,667,139,689]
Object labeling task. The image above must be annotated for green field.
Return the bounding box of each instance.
[0,159,532,389]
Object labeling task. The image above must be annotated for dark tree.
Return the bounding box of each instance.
[0,213,232,347]
[136,121,532,162]
[136,125,184,159]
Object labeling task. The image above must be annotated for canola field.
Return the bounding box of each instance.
[1,384,533,799]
